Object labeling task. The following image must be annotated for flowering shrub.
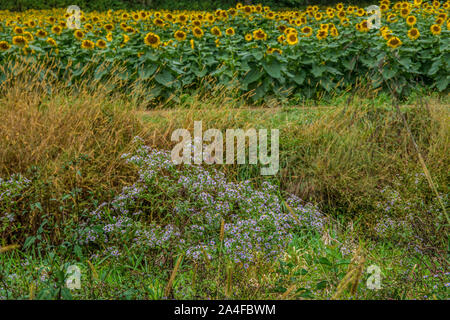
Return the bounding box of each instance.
[79,138,326,267]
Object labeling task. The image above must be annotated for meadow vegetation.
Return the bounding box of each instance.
[0,1,449,300]
[0,61,448,299]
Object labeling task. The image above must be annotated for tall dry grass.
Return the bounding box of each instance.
[0,62,154,242]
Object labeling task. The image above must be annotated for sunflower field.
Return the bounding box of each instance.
[0,0,449,101]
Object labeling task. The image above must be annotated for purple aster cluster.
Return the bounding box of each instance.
[0,174,31,231]
[0,174,31,202]
[374,185,448,256]
[79,139,326,266]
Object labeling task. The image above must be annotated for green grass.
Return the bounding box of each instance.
[1,226,448,300]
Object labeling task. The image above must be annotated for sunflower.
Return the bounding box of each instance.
[23,32,34,41]
[252,28,267,40]
[316,29,328,40]
[225,27,235,36]
[406,15,417,26]
[430,24,441,35]
[340,17,350,26]
[96,39,107,49]
[0,41,11,51]
[277,34,285,44]
[104,24,114,31]
[36,29,48,38]
[285,27,297,35]
[46,37,57,46]
[278,24,287,33]
[207,14,215,24]
[144,32,161,48]
[228,8,237,16]
[387,36,402,48]
[174,30,187,41]
[435,18,444,25]
[12,36,28,47]
[381,28,393,40]
[437,12,447,19]
[125,26,135,34]
[243,6,252,15]
[211,27,222,37]
[13,26,24,34]
[245,33,253,41]
[267,11,275,19]
[387,14,398,23]
[192,20,202,27]
[301,26,313,37]
[51,25,62,35]
[192,27,204,38]
[74,29,84,40]
[360,20,369,32]
[81,39,94,49]
[267,47,282,55]
[286,32,298,45]
[123,34,130,44]
[85,23,93,31]
[330,27,339,37]
[320,23,329,31]
[178,14,188,24]
[400,8,410,18]
[153,18,164,27]
[106,32,113,42]
[407,28,420,40]
[380,4,389,11]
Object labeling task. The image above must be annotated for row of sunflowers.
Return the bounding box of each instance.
[0,0,449,100]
